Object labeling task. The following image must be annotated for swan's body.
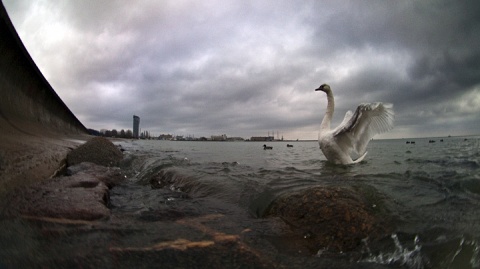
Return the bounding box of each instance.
[315,84,394,164]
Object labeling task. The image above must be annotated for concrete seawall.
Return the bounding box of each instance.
[0,3,89,194]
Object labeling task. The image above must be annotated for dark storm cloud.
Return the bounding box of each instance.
[4,0,480,139]
[305,0,480,137]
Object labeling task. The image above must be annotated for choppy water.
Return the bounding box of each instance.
[112,136,480,268]
[1,136,479,268]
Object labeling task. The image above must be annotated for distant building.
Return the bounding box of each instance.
[250,136,274,141]
[158,134,173,140]
[211,134,227,141]
[133,115,140,139]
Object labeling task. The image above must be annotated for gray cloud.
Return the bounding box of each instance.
[4,0,480,139]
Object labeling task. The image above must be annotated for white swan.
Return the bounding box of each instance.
[315,84,394,164]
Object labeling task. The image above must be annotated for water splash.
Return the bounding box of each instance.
[472,239,480,268]
[361,234,426,269]
[445,237,480,269]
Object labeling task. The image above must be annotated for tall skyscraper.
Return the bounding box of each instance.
[133,115,140,139]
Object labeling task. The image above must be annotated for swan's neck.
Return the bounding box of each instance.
[320,90,334,132]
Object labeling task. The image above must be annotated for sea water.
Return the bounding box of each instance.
[111,136,480,268]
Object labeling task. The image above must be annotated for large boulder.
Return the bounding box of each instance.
[67,137,123,167]
[66,162,125,188]
[265,186,392,253]
[6,172,110,221]
[4,154,129,221]
[3,137,129,222]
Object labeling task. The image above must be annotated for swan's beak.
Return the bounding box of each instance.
[315,85,326,92]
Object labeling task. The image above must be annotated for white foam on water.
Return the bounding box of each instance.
[361,234,425,269]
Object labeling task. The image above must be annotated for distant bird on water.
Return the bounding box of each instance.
[263,144,273,150]
[315,84,394,164]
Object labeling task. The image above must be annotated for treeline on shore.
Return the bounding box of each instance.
[87,128,153,139]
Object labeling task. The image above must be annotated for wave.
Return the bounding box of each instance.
[361,233,480,269]
[452,178,480,196]
[405,157,480,170]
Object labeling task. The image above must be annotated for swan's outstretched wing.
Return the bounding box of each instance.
[339,110,354,128]
[333,102,394,155]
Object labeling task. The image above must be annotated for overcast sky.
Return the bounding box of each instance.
[4,0,480,139]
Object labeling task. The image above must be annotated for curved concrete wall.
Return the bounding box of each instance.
[0,3,87,136]
[1,3,88,195]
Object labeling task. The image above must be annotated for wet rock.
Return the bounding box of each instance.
[67,137,123,167]
[265,186,391,253]
[110,237,275,269]
[66,162,125,188]
[110,214,276,269]
[6,172,110,221]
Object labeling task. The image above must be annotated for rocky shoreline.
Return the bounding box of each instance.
[3,137,124,220]
[1,137,394,268]
[0,137,277,267]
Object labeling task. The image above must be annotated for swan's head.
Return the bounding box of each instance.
[315,84,331,92]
